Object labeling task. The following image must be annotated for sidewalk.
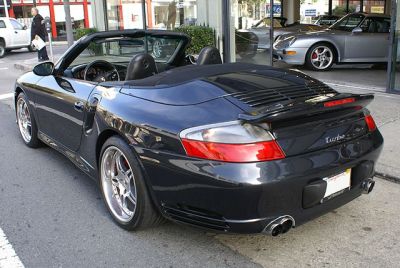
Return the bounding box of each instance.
[14,56,61,72]
[13,61,400,180]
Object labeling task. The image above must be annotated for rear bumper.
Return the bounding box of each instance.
[274,47,308,65]
[138,131,383,234]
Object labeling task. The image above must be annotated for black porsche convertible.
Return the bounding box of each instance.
[14,30,383,235]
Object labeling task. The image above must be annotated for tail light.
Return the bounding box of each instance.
[364,114,377,132]
[324,97,355,107]
[179,121,285,162]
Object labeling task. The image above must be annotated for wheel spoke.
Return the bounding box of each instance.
[127,192,137,206]
[120,194,133,216]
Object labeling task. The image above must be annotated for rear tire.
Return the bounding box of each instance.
[0,41,6,58]
[305,43,335,71]
[99,136,164,230]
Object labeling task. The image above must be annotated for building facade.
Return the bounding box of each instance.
[1,0,92,39]
[1,0,399,92]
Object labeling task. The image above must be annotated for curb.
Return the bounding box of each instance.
[323,81,387,93]
[375,172,400,184]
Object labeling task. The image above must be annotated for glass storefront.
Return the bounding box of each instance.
[231,0,275,65]
[97,0,398,93]
[102,0,226,57]
[149,0,197,30]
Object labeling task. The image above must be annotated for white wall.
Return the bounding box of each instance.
[91,0,106,30]
[197,0,224,56]
[53,5,84,23]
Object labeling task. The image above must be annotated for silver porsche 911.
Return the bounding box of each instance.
[273,13,390,71]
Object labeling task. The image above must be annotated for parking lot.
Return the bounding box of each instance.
[1,48,400,267]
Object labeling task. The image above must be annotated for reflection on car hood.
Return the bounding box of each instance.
[280,28,346,38]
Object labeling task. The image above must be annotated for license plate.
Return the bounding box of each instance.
[323,169,351,199]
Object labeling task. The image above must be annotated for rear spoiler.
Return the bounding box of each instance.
[238,93,374,123]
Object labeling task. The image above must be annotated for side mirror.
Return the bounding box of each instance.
[33,62,54,76]
[22,25,27,30]
[352,27,363,33]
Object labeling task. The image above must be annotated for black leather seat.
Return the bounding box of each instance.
[368,21,378,33]
[197,47,222,65]
[125,53,158,81]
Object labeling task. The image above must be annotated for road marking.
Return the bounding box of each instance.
[0,93,13,100]
[0,227,24,268]
[0,67,8,70]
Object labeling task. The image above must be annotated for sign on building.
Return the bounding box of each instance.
[305,9,317,17]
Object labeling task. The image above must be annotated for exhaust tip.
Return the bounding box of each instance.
[264,215,295,236]
[362,179,375,194]
[280,219,294,234]
[270,224,283,236]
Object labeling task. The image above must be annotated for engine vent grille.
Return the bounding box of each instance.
[231,84,336,108]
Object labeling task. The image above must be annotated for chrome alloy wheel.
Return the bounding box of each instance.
[0,46,4,57]
[310,46,333,70]
[152,40,162,58]
[101,146,137,222]
[17,97,32,143]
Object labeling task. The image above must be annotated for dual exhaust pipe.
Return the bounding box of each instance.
[265,179,374,236]
[264,216,295,236]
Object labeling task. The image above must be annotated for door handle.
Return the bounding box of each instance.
[15,31,18,34]
[74,101,84,112]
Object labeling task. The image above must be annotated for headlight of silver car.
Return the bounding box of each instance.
[274,36,297,50]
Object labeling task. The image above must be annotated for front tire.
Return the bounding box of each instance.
[0,41,6,58]
[28,44,37,52]
[305,43,335,71]
[16,93,41,148]
[99,136,163,230]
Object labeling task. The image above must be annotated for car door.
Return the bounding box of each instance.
[9,19,27,46]
[33,75,97,151]
[344,17,390,62]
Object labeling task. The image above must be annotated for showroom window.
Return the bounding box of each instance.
[231,0,276,65]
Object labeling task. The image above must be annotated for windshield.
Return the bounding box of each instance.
[70,35,182,67]
[254,18,284,28]
[329,14,365,31]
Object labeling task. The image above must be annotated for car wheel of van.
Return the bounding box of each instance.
[306,44,335,71]
[16,93,41,148]
[28,44,37,52]
[99,136,164,230]
[0,41,5,58]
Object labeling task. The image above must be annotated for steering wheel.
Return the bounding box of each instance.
[83,60,120,82]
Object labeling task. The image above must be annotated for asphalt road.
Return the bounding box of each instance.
[0,48,399,267]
